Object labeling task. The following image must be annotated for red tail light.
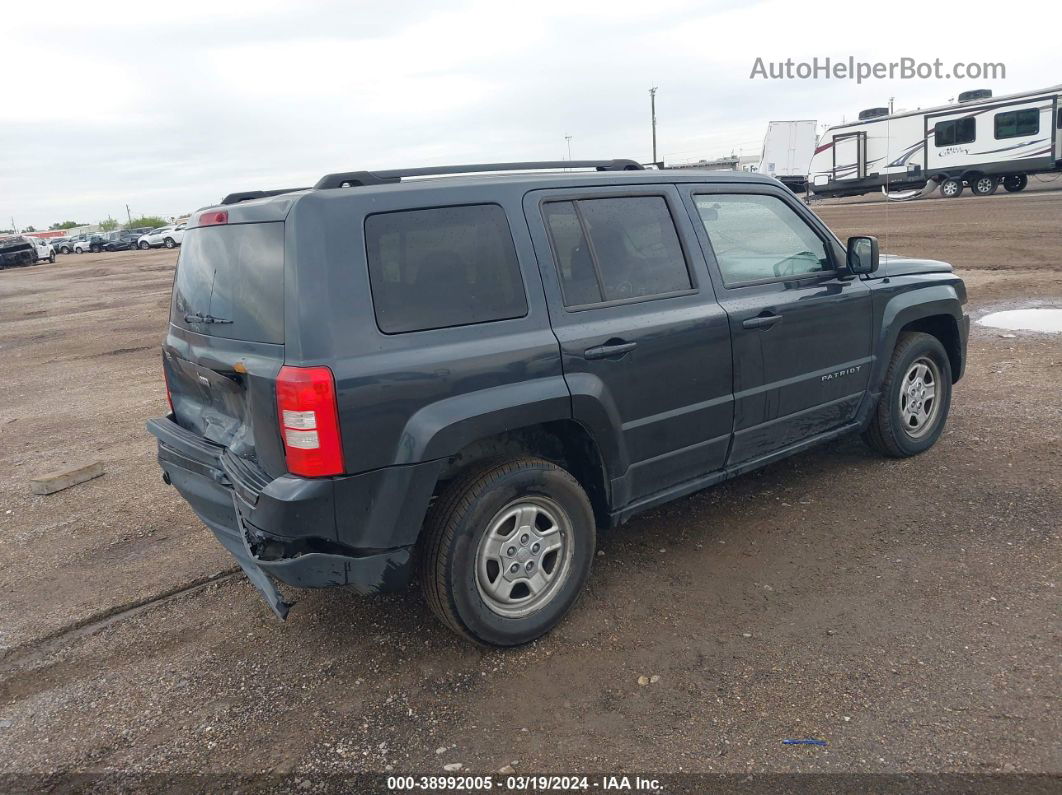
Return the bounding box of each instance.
[276,366,345,477]
[198,210,228,227]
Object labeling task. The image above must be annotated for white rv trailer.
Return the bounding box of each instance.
[756,120,817,192]
[808,84,1062,198]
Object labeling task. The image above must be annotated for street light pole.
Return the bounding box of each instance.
[565,135,573,160]
[649,86,658,165]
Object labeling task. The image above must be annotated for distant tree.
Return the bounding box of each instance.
[126,215,167,229]
[0,228,13,235]
[24,225,37,232]
[49,221,82,230]
[99,216,119,232]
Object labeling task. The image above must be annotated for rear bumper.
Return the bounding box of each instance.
[147,416,428,615]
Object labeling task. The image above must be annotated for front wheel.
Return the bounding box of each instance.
[48,252,55,263]
[863,332,953,457]
[419,457,596,646]
[138,241,150,249]
[163,238,176,249]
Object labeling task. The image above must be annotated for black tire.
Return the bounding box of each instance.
[60,245,71,255]
[419,457,596,647]
[970,175,998,196]
[1003,174,1028,193]
[139,241,150,249]
[163,238,176,249]
[939,177,963,198]
[863,332,953,458]
[48,252,55,263]
[90,244,100,253]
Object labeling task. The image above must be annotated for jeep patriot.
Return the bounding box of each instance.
[148,160,969,645]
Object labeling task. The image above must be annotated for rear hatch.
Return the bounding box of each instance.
[163,219,288,478]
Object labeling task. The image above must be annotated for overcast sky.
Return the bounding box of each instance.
[4,0,1059,230]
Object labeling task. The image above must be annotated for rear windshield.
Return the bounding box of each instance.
[171,222,284,343]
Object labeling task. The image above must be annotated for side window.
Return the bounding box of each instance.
[934,117,975,147]
[1057,108,1062,129]
[365,204,528,334]
[694,194,831,286]
[995,109,1040,139]
[542,196,692,307]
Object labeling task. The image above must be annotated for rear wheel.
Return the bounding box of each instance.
[1003,174,1028,193]
[863,332,953,457]
[971,175,998,196]
[419,457,595,646]
[48,252,55,263]
[939,177,963,198]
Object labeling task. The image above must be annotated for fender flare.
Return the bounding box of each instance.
[870,284,965,394]
[394,376,574,465]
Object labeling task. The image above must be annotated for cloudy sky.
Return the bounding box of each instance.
[3,0,1059,230]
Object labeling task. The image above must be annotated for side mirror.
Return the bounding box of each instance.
[846,235,879,274]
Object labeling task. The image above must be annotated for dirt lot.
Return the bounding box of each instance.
[1,188,1059,782]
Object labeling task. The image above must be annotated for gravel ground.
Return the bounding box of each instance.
[0,188,1059,781]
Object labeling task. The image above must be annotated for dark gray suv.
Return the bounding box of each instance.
[148,160,968,645]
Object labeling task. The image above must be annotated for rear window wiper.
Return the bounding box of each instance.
[184,312,233,325]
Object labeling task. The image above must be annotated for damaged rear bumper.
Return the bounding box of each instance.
[147,416,415,618]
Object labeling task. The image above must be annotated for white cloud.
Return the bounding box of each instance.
[3,0,1059,228]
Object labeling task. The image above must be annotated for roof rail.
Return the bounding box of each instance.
[220,187,310,206]
[313,159,644,190]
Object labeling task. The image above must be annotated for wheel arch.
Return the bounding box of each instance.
[898,314,963,383]
[434,420,612,529]
[878,288,966,383]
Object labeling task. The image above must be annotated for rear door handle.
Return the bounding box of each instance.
[584,340,638,360]
[742,313,782,330]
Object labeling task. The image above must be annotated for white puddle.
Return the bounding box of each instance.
[978,309,1062,334]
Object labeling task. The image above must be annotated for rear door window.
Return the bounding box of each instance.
[171,222,285,343]
[365,204,528,334]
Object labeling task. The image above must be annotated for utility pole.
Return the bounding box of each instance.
[126,204,133,226]
[565,135,573,160]
[649,86,658,165]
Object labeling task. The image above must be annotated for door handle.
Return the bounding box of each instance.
[742,313,782,330]
[584,340,638,360]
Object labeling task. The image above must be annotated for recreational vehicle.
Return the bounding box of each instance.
[756,119,817,193]
[808,85,1061,198]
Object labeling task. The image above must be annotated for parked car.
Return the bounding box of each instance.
[137,224,185,249]
[29,237,56,263]
[0,236,39,268]
[148,160,969,646]
[102,230,142,251]
[73,234,108,254]
[51,237,74,254]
